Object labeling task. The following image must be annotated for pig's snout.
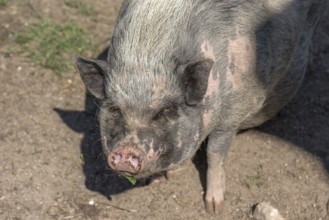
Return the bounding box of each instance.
[108,146,144,175]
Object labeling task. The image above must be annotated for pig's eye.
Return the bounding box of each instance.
[109,108,121,119]
[153,106,176,121]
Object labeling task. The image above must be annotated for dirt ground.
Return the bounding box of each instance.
[0,1,329,220]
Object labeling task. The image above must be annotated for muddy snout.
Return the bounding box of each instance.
[108,145,145,175]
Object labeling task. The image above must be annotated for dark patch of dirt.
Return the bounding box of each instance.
[0,1,328,220]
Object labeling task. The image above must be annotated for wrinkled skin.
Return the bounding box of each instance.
[76,0,326,214]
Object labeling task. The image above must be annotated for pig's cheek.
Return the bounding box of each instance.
[145,147,162,163]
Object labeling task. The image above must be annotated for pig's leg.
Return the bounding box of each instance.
[205,129,235,214]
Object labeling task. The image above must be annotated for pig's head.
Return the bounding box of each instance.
[76,57,214,178]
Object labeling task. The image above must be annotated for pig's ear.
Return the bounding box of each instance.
[75,56,110,99]
[180,59,214,105]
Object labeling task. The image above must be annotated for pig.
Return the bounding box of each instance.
[76,0,326,214]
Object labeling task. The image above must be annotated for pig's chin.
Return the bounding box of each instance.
[118,163,178,179]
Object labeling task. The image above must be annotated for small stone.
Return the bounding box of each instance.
[253,202,284,220]
[88,199,95,205]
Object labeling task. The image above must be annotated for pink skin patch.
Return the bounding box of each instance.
[200,40,219,129]
[201,40,216,60]
[145,141,162,163]
[226,32,256,90]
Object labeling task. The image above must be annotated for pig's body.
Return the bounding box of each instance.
[76,0,326,214]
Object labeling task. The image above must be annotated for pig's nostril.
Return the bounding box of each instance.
[112,153,122,165]
[128,155,140,169]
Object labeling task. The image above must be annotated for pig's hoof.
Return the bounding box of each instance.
[205,196,224,214]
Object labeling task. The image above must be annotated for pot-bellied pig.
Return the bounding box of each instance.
[76,0,326,214]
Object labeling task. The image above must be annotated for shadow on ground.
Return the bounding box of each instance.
[256,8,329,176]
[257,67,329,172]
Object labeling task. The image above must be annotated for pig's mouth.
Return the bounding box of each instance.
[118,171,139,178]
